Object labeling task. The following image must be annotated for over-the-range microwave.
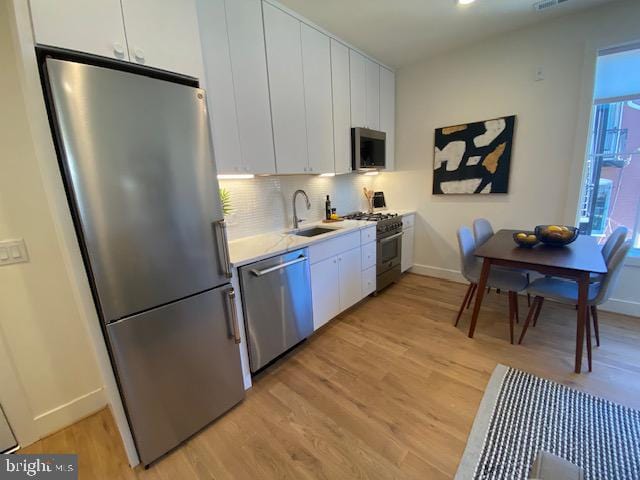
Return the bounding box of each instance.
[351,127,386,171]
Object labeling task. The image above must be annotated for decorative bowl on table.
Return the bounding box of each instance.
[512,231,539,248]
[534,225,579,246]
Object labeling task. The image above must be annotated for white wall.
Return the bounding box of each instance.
[0,2,105,444]
[378,0,640,315]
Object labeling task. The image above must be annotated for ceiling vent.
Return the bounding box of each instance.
[533,0,570,11]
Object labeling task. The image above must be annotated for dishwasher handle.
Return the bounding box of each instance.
[250,255,307,277]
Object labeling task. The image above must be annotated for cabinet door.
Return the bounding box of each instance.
[121,0,204,78]
[401,227,415,273]
[338,247,362,311]
[30,0,129,61]
[301,24,334,175]
[263,3,308,174]
[310,257,340,330]
[331,40,351,174]
[225,0,276,174]
[364,58,380,130]
[380,67,395,171]
[349,50,366,128]
[196,0,243,174]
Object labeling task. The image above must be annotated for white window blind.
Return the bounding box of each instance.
[594,45,640,104]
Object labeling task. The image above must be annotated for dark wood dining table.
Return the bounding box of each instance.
[469,229,607,373]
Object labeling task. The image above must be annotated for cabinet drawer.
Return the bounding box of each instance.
[402,214,415,230]
[361,241,376,270]
[360,226,376,245]
[362,266,376,297]
[308,231,360,264]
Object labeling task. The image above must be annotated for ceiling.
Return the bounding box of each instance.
[277,0,617,68]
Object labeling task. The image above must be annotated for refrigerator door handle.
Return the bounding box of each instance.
[226,289,241,344]
[214,220,233,278]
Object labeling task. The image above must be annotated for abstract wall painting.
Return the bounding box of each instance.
[433,115,516,194]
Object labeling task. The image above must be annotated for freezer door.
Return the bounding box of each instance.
[45,58,230,322]
[107,286,244,466]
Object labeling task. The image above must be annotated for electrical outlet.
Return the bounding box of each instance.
[0,239,29,266]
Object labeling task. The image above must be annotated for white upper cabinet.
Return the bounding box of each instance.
[120,0,204,78]
[29,0,129,61]
[349,50,367,128]
[364,57,380,130]
[196,0,242,174]
[331,39,351,175]
[225,0,275,174]
[301,24,334,175]
[380,66,395,171]
[263,3,308,174]
[197,0,275,175]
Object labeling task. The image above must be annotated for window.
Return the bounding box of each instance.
[579,45,640,255]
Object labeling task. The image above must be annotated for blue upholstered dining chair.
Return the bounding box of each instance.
[455,226,529,344]
[591,226,627,284]
[518,241,632,371]
[473,218,531,306]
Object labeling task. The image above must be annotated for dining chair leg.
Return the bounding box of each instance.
[518,296,540,344]
[508,291,516,344]
[586,306,593,372]
[514,293,520,323]
[526,274,531,307]
[532,297,545,327]
[455,283,474,327]
[487,286,491,294]
[591,305,600,347]
[466,283,477,309]
[497,288,501,294]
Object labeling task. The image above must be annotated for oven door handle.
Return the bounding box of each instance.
[379,232,404,244]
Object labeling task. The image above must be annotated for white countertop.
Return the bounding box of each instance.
[229,210,415,268]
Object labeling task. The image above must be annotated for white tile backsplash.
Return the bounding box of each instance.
[219,173,378,240]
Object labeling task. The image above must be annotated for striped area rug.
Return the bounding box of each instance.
[455,365,640,480]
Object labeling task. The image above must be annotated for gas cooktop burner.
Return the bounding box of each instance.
[343,212,399,221]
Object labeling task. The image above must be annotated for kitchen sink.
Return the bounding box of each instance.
[293,227,337,237]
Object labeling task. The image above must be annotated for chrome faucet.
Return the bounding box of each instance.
[292,189,311,229]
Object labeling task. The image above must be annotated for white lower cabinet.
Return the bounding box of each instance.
[310,257,341,331]
[401,214,415,273]
[338,248,362,311]
[310,232,372,331]
[362,265,376,297]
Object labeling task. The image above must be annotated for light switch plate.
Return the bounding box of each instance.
[0,239,29,266]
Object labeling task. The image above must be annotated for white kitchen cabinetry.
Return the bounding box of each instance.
[380,66,395,171]
[401,214,415,273]
[120,0,203,78]
[30,0,204,78]
[263,3,308,174]
[364,57,380,130]
[197,0,275,174]
[309,231,370,330]
[362,266,376,297]
[331,40,351,175]
[301,24,334,174]
[310,258,341,331]
[338,248,362,311]
[350,49,381,130]
[29,0,129,61]
[349,50,367,128]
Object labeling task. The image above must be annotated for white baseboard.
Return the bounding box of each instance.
[410,263,465,283]
[600,298,640,317]
[32,387,106,439]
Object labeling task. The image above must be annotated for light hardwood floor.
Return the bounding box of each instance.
[22,274,640,479]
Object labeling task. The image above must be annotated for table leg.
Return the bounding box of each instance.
[468,258,491,339]
[575,272,589,374]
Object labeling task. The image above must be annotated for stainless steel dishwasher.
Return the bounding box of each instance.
[239,248,313,372]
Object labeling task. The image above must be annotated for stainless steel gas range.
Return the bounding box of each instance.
[343,212,404,292]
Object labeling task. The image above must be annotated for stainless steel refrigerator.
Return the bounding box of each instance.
[41,54,245,466]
